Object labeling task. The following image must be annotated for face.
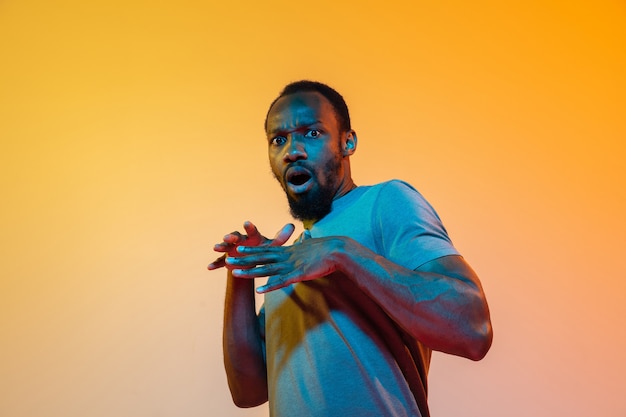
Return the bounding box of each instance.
[266,91,355,223]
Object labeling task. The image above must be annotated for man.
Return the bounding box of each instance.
[208,80,492,416]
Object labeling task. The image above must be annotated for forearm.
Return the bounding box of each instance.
[336,238,492,360]
[229,235,492,359]
[223,273,268,407]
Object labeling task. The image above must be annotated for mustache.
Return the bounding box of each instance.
[285,161,313,171]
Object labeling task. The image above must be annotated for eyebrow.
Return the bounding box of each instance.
[268,120,322,136]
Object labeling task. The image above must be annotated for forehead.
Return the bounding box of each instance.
[266,91,338,134]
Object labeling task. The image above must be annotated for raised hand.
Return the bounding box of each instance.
[207,221,295,270]
[226,235,348,293]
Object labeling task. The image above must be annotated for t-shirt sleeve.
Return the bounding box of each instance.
[374,180,459,271]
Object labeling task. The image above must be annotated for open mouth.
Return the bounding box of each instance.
[286,167,314,193]
[288,172,311,186]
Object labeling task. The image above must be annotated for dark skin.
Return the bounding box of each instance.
[209,91,493,407]
[209,221,294,407]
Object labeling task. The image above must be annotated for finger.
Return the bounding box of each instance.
[256,266,318,293]
[243,221,261,240]
[231,263,286,279]
[223,231,245,245]
[213,242,234,253]
[270,223,295,247]
[256,274,290,293]
[236,245,286,255]
[226,252,283,267]
[207,254,227,270]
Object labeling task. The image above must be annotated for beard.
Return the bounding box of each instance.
[277,155,342,223]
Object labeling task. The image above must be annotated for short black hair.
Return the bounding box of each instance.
[264,80,351,133]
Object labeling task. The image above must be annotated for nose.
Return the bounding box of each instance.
[283,136,307,162]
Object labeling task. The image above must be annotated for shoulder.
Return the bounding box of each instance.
[369,179,435,213]
[371,179,423,198]
[371,180,459,269]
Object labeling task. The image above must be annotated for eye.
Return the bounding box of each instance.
[304,129,322,138]
[270,136,287,146]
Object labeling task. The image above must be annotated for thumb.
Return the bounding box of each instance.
[270,223,295,246]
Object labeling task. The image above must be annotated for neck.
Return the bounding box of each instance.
[302,176,356,230]
[334,177,357,200]
[333,160,356,200]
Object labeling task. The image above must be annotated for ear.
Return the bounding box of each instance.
[342,130,357,157]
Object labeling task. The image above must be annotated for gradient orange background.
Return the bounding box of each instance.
[1,1,625,416]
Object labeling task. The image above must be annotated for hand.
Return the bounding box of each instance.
[207,221,295,270]
[226,236,346,293]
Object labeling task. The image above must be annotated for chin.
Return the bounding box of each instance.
[286,187,334,222]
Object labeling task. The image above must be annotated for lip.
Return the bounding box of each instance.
[285,166,314,194]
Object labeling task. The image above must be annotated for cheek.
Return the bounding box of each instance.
[268,154,282,178]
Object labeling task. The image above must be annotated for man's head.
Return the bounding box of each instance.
[264,80,352,134]
[265,81,357,225]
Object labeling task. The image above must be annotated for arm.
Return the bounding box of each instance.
[334,240,492,360]
[222,270,267,407]
[228,236,492,361]
[209,222,294,407]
